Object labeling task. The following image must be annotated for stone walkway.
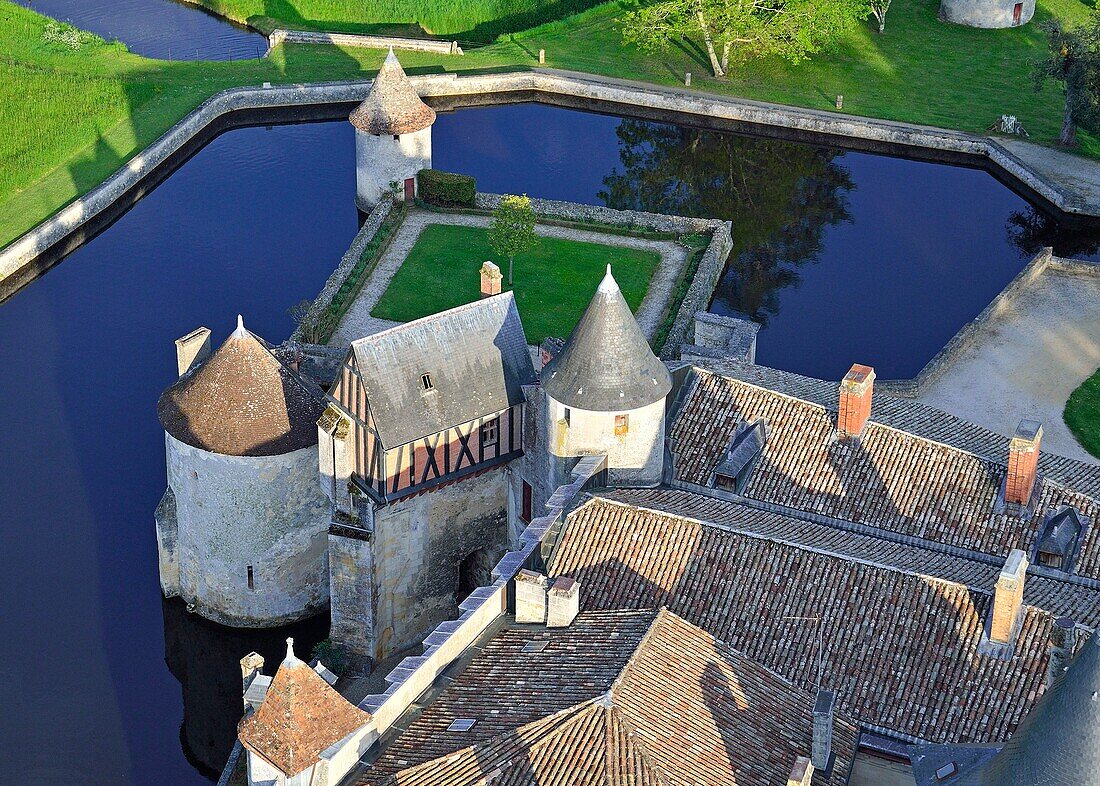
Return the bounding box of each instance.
[330,209,690,347]
[916,264,1100,464]
[998,139,1100,213]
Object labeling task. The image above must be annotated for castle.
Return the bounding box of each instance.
[154,53,1100,786]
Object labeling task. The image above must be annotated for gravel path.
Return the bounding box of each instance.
[330,209,689,347]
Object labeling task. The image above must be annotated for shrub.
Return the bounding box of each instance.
[311,638,347,674]
[42,20,100,50]
[418,169,476,207]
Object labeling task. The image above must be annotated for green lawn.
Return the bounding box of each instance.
[1065,367,1100,459]
[370,223,660,343]
[3,0,1100,253]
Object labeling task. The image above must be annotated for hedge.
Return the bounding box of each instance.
[418,169,476,207]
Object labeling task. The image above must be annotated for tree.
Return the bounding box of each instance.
[1034,15,1100,147]
[621,0,869,79]
[488,194,539,285]
[869,0,890,33]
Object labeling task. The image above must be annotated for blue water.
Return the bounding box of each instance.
[1,102,1097,784]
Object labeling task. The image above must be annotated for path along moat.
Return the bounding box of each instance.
[2,100,1099,784]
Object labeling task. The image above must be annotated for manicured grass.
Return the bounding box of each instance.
[1065,367,1100,459]
[370,223,660,343]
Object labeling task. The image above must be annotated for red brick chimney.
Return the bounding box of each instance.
[1006,419,1042,508]
[837,364,875,440]
[480,261,502,298]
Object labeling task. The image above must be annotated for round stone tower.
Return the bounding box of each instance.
[541,265,672,487]
[156,316,330,627]
[939,0,1033,28]
[349,48,436,210]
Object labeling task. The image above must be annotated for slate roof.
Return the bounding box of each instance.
[669,368,1100,578]
[239,640,370,777]
[358,609,858,786]
[349,293,535,447]
[548,494,1068,745]
[958,630,1100,785]
[542,266,671,411]
[157,316,325,457]
[349,49,436,135]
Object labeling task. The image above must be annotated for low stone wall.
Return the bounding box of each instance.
[662,223,734,359]
[268,29,462,55]
[5,68,1097,299]
[290,199,393,343]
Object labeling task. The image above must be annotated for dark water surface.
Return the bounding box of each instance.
[2,103,1098,784]
[17,0,265,60]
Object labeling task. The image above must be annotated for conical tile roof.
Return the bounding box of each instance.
[157,316,324,457]
[349,49,436,135]
[542,266,671,411]
[962,630,1100,785]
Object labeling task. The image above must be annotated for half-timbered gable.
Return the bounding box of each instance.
[333,293,535,502]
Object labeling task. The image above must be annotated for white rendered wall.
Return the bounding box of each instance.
[165,433,331,627]
[546,395,666,487]
[940,0,1033,27]
[354,127,431,210]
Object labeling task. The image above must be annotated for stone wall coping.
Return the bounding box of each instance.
[4,68,1097,300]
[268,29,463,55]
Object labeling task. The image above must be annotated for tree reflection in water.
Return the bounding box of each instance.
[600,121,854,325]
[1008,206,1100,260]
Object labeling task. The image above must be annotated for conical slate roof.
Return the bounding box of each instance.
[238,639,370,777]
[157,316,324,457]
[349,49,436,135]
[961,630,1100,785]
[542,266,671,411]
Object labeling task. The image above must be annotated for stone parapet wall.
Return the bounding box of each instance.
[4,68,1096,299]
[474,192,723,234]
[268,29,463,55]
[662,222,734,359]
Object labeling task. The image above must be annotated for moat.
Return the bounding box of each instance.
[3,100,1100,783]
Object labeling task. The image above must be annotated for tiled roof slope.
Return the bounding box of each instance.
[363,610,858,786]
[604,488,1100,627]
[349,49,436,135]
[669,369,1100,577]
[548,496,1062,745]
[700,361,1100,496]
[239,644,370,777]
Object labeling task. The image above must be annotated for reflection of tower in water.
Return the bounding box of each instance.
[162,598,329,780]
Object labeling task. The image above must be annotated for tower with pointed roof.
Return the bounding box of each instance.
[155,316,331,627]
[349,49,436,210]
[540,266,672,487]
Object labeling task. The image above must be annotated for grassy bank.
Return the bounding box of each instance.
[2,0,1099,252]
[1065,367,1100,459]
[370,223,660,342]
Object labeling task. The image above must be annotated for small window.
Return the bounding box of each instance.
[481,418,499,447]
[1038,550,1063,569]
[447,718,477,732]
[247,565,255,590]
[521,641,549,653]
[521,480,533,523]
[562,406,571,426]
[614,414,629,436]
[421,373,434,391]
[935,761,958,781]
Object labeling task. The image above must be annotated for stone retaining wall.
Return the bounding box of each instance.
[268,29,462,55]
[4,68,1097,299]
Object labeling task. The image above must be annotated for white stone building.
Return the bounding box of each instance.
[940,0,1034,27]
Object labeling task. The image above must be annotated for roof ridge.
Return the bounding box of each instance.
[603,702,672,786]
[350,292,515,348]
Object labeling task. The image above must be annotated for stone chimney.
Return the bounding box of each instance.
[480,261,503,298]
[240,652,264,710]
[515,569,548,624]
[1006,419,1042,509]
[990,549,1029,645]
[175,326,211,377]
[811,689,834,772]
[837,364,875,440]
[786,756,815,786]
[546,577,579,628]
[1046,616,1077,688]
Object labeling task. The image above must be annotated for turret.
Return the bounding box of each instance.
[349,49,436,210]
[155,316,331,627]
[541,265,672,487]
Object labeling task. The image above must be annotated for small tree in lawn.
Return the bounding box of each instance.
[488,194,539,286]
[870,0,891,33]
[1034,16,1100,147]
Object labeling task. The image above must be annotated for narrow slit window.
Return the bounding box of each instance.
[563,407,571,426]
[614,414,629,436]
[421,373,434,391]
[247,565,255,590]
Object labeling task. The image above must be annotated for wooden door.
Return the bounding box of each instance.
[404,177,416,201]
[1012,3,1022,24]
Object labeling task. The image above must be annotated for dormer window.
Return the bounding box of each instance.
[1033,505,1088,573]
[614,414,629,435]
[421,373,434,391]
[713,420,767,494]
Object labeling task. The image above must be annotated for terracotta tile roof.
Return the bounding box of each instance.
[668,368,1100,577]
[349,49,436,136]
[362,610,857,786]
[158,317,324,457]
[548,496,1064,745]
[239,643,370,777]
[605,488,1100,627]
